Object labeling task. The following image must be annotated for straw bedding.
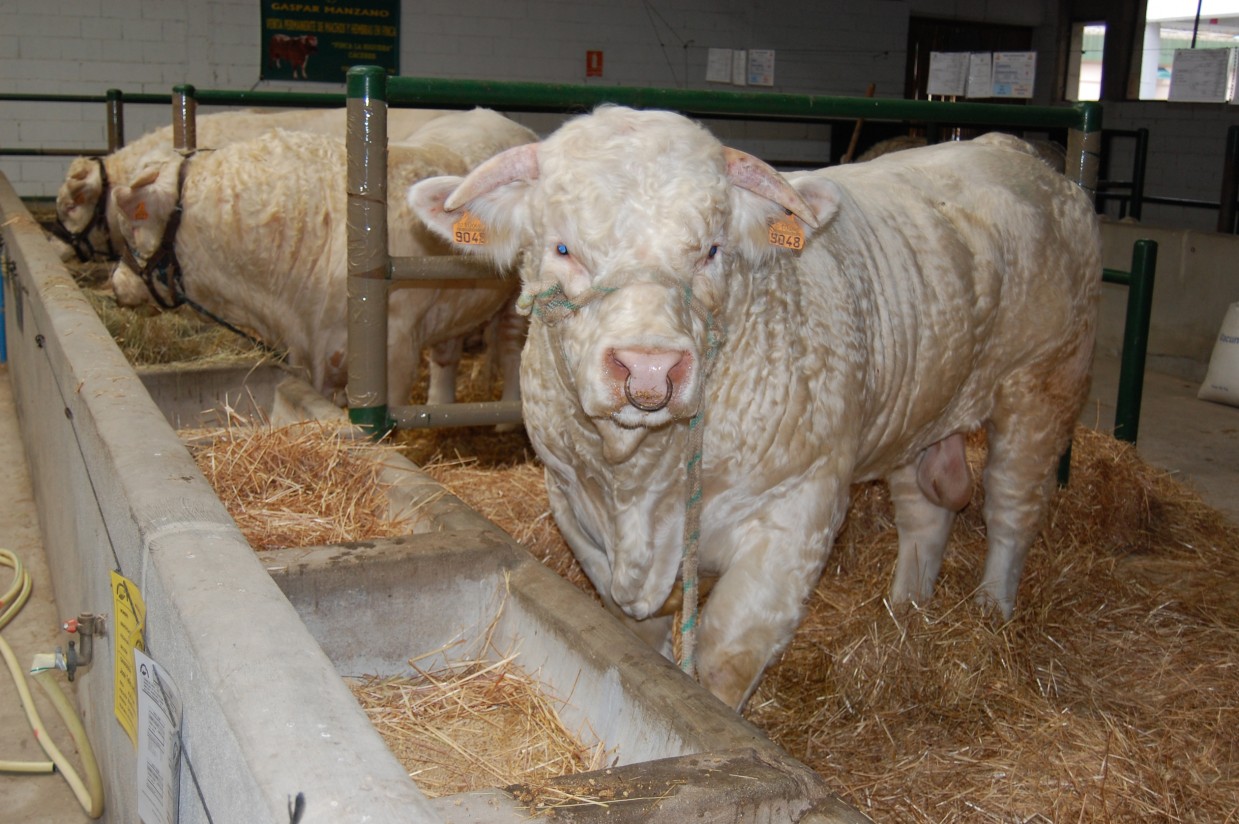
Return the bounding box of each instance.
[62,231,1236,819]
[186,419,412,550]
[347,596,611,798]
[414,421,1239,822]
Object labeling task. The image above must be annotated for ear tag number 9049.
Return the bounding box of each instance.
[452,212,487,246]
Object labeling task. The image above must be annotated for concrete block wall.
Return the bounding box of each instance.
[0,0,991,197]
[3,1,1235,230]
[1100,100,1237,233]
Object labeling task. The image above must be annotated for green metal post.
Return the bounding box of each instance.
[172,84,197,151]
[1112,240,1158,443]
[346,66,393,437]
[1065,101,1102,198]
[105,89,124,151]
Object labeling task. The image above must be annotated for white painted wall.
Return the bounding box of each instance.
[0,0,1234,236]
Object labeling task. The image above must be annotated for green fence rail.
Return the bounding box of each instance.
[7,74,1147,449]
[1102,239,1158,443]
[338,65,1108,437]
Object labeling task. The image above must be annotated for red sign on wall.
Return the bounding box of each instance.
[586,50,604,78]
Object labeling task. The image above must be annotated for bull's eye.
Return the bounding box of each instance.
[555,243,569,256]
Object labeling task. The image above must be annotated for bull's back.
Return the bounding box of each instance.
[793,138,1099,474]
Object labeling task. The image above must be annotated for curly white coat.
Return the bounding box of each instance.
[110,111,535,407]
[408,106,1101,710]
[52,106,451,263]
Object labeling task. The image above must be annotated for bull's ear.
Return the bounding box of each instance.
[787,176,842,229]
[60,158,102,212]
[112,166,168,232]
[725,148,840,261]
[724,148,817,228]
[112,163,174,254]
[407,143,539,268]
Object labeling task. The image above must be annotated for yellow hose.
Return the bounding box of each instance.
[0,548,105,818]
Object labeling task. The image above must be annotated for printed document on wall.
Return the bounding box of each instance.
[992,52,1036,98]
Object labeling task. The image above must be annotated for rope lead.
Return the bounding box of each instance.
[525,277,724,680]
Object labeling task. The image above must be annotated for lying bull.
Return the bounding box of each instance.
[110,109,535,408]
[408,105,1100,710]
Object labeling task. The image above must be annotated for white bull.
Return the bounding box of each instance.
[52,107,450,263]
[408,105,1100,710]
[110,110,535,408]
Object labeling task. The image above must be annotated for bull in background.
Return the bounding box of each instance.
[109,109,535,409]
[51,107,451,264]
[408,105,1100,710]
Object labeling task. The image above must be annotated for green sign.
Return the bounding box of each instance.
[261,0,400,83]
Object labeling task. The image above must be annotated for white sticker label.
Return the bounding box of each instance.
[136,649,183,824]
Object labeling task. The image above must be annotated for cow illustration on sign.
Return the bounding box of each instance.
[269,34,318,80]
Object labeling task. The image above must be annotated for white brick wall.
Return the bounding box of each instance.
[2,0,1235,235]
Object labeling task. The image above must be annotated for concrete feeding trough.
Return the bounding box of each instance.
[142,358,870,823]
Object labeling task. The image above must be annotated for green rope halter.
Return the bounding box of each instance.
[521,277,724,679]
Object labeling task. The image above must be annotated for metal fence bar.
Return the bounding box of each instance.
[343,66,1101,436]
[1218,125,1239,235]
[1102,239,1158,443]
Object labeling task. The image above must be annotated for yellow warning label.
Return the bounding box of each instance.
[112,570,146,748]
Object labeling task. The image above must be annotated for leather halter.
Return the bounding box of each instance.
[119,154,273,353]
[48,156,115,262]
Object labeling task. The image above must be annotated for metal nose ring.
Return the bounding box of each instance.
[623,374,673,412]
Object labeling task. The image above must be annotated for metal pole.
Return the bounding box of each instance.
[388,255,501,281]
[172,84,197,152]
[105,89,125,151]
[1217,125,1238,234]
[1129,127,1148,221]
[389,401,524,430]
[1065,102,1102,199]
[1110,239,1158,443]
[346,66,392,436]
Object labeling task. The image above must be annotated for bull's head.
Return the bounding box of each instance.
[408,105,839,463]
[108,155,184,308]
[51,156,112,262]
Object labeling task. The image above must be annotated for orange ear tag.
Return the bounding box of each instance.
[134,201,149,220]
[768,213,805,251]
[451,212,487,246]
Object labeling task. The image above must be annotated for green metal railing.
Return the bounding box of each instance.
[9,75,1150,448]
[1103,239,1158,443]
[342,65,1105,436]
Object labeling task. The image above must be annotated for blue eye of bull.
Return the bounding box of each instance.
[556,243,569,256]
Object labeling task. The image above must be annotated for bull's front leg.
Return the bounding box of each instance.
[427,337,463,405]
[695,475,850,710]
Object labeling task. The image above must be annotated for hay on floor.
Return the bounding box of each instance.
[415,423,1239,822]
[82,285,271,367]
[187,419,411,550]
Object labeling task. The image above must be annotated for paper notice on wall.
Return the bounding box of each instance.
[706,48,732,83]
[965,53,994,98]
[112,570,146,747]
[927,52,968,96]
[992,51,1036,98]
[747,49,775,86]
[731,49,748,86]
[1168,47,1235,103]
[136,649,183,824]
